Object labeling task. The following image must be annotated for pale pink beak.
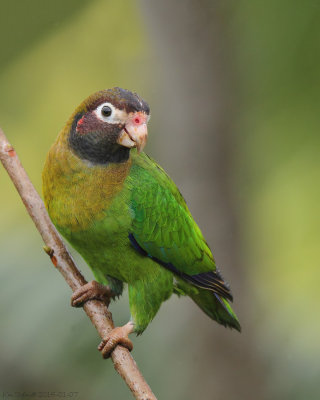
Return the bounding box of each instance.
[117,112,148,153]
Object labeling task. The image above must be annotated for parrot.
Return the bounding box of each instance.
[42,87,240,358]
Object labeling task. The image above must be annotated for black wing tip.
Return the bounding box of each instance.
[129,233,234,302]
[189,270,233,301]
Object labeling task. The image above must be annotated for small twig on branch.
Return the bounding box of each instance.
[0,127,157,400]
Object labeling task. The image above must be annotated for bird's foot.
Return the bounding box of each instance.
[71,280,114,307]
[98,321,134,359]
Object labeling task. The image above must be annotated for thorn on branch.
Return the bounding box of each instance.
[4,144,16,157]
[43,245,57,267]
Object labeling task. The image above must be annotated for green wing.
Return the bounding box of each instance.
[128,152,232,300]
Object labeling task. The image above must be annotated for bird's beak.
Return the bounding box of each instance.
[117,112,148,153]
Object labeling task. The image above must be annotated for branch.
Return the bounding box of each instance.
[0,127,157,400]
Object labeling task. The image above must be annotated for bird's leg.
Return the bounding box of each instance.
[98,321,134,359]
[71,280,114,307]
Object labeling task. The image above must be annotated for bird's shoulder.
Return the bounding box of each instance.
[128,150,188,210]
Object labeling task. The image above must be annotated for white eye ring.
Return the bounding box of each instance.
[95,102,116,122]
[94,102,128,124]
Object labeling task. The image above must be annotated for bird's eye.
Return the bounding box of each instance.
[101,106,112,117]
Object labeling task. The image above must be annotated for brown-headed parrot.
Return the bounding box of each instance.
[42,88,240,358]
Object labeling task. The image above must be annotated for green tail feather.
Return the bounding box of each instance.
[189,288,241,332]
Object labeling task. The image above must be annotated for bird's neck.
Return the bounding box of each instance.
[43,128,132,232]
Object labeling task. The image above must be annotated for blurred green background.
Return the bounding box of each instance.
[0,1,319,399]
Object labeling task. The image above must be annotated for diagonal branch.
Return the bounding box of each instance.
[0,127,157,400]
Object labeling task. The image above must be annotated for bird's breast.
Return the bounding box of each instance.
[43,142,132,233]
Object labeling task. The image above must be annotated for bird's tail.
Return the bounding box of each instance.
[189,287,241,331]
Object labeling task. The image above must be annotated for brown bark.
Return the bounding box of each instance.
[0,127,157,400]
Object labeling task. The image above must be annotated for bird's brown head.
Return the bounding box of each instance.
[68,87,150,164]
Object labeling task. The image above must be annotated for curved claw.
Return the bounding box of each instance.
[98,322,134,359]
[71,280,113,307]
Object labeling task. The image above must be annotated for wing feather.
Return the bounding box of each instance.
[128,152,233,301]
